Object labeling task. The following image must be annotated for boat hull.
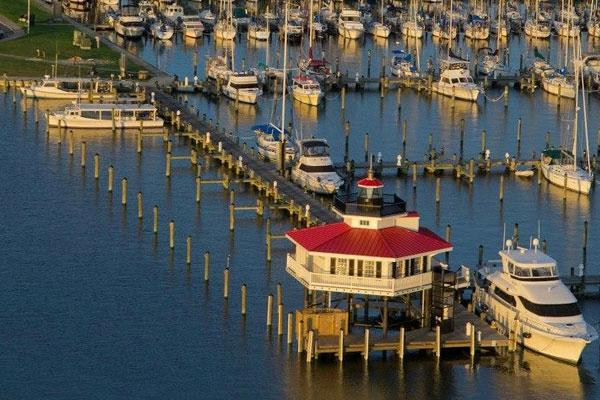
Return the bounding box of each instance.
[21,87,116,100]
[541,163,592,194]
[432,83,479,101]
[292,90,322,106]
[541,79,575,99]
[49,115,164,130]
[291,170,341,194]
[222,88,261,104]
[338,25,364,39]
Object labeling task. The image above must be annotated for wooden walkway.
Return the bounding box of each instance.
[152,90,337,225]
[311,306,508,360]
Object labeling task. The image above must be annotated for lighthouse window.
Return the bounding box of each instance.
[376,262,382,278]
[335,258,347,275]
[349,260,355,276]
[359,220,370,226]
[519,297,581,317]
[363,261,375,278]
[357,260,363,277]
[330,258,336,274]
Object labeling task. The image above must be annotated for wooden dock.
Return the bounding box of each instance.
[308,306,508,361]
[151,90,337,225]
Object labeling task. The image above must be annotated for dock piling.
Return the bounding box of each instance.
[108,165,114,192]
[169,220,175,249]
[68,131,74,156]
[81,141,87,168]
[267,294,273,328]
[121,178,127,206]
[153,206,158,234]
[204,251,210,282]
[277,303,284,336]
[499,175,504,202]
[398,327,405,360]
[93,154,100,179]
[223,268,229,299]
[137,192,143,218]
[286,312,293,345]
[241,284,247,316]
[338,329,344,362]
[363,328,370,361]
[186,235,192,265]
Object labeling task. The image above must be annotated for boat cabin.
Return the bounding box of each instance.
[499,245,559,281]
[65,104,158,121]
[227,72,260,89]
[292,76,320,91]
[286,172,453,297]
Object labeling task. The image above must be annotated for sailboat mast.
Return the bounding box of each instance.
[280,2,289,142]
[577,36,592,175]
[448,0,453,56]
[309,0,314,49]
[572,33,578,167]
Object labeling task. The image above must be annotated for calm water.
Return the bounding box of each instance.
[2,5,600,398]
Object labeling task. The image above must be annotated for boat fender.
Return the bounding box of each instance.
[522,332,532,339]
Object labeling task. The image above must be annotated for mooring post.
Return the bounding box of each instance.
[398,326,405,360]
[545,131,551,149]
[503,85,509,108]
[338,329,344,362]
[108,165,114,192]
[223,268,229,299]
[165,152,172,177]
[136,130,142,154]
[363,328,370,361]
[204,251,210,282]
[435,178,441,204]
[169,220,175,250]
[470,323,476,357]
[241,284,247,316]
[364,132,369,163]
[435,325,441,358]
[195,176,201,203]
[306,330,314,362]
[481,130,486,157]
[341,85,346,110]
[402,120,407,160]
[186,235,192,265]
[499,175,505,202]
[277,303,284,336]
[267,294,273,328]
[459,119,465,162]
[478,245,484,266]
[286,312,293,345]
[583,220,588,272]
[297,319,304,353]
[266,217,272,262]
[81,141,87,168]
[276,282,283,307]
[68,130,74,156]
[93,153,100,179]
[516,118,522,160]
[120,178,127,206]
[412,163,417,190]
[563,173,568,200]
[343,120,350,163]
[229,189,235,231]
[137,192,143,218]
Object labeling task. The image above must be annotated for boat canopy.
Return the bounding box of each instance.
[392,50,413,62]
[253,124,289,141]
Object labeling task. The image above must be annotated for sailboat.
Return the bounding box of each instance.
[298,1,332,81]
[464,2,490,40]
[214,0,236,40]
[432,0,457,40]
[554,0,580,38]
[588,0,600,37]
[541,38,594,194]
[541,23,576,99]
[490,0,509,37]
[367,0,391,38]
[524,0,551,38]
[478,4,509,79]
[402,0,424,38]
[255,2,296,164]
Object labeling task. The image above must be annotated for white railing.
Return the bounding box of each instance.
[286,253,432,296]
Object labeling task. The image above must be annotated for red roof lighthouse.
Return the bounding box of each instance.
[285,171,452,300]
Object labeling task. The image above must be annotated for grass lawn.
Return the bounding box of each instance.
[0,0,51,24]
[0,22,142,77]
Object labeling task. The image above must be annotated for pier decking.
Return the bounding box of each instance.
[309,306,508,361]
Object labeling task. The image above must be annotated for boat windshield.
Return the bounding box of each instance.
[342,16,361,22]
[509,262,557,278]
[303,142,329,156]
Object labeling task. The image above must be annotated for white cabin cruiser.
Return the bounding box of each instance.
[338,9,365,40]
[21,76,116,100]
[541,71,575,99]
[432,59,480,101]
[253,123,296,162]
[474,241,597,364]
[114,15,146,39]
[524,19,551,38]
[222,72,263,104]
[164,3,184,23]
[150,21,175,40]
[206,55,232,81]
[181,16,205,38]
[247,21,269,40]
[290,76,323,106]
[48,103,164,130]
[291,139,343,194]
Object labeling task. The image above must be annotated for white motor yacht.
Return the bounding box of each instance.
[21,76,116,100]
[291,139,343,194]
[164,3,185,23]
[48,103,164,130]
[290,76,323,106]
[432,59,480,101]
[338,9,365,40]
[181,16,205,38]
[222,72,263,104]
[114,15,146,39]
[474,241,597,364]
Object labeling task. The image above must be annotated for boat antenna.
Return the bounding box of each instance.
[502,222,506,250]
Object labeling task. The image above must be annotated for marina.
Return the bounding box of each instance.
[2,0,600,398]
